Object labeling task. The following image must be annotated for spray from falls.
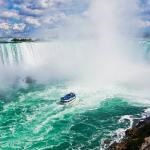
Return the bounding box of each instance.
[0,0,150,90]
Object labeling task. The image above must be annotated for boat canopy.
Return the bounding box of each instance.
[61,93,76,101]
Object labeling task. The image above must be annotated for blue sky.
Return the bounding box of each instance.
[0,0,90,37]
[0,0,149,37]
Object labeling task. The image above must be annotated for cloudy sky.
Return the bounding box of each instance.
[0,0,149,37]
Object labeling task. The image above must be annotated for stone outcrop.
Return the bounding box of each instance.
[140,136,150,150]
[109,117,150,150]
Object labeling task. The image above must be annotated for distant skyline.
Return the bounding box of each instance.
[0,0,150,37]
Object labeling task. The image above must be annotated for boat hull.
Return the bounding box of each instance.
[60,97,77,105]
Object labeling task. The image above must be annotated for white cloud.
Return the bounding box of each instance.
[43,13,66,24]
[0,23,10,30]
[20,5,45,15]
[0,22,26,31]
[35,0,49,8]
[32,0,72,9]
[1,10,20,19]
[12,23,26,31]
[25,17,41,27]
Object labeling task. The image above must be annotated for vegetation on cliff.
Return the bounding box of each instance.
[11,38,33,43]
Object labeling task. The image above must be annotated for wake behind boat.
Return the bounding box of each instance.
[60,93,76,104]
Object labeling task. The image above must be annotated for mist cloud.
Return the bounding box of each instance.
[1,0,150,91]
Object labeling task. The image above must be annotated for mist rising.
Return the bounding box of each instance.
[0,0,149,90]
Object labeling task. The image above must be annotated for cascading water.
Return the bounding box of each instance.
[0,43,22,65]
[0,43,40,67]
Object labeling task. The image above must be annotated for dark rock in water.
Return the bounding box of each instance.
[109,141,128,150]
[104,139,111,145]
[125,128,137,137]
[109,117,150,150]
[25,77,36,84]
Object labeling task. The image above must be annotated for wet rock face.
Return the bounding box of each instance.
[103,139,111,145]
[109,117,150,150]
[109,141,128,150]
[125,128,137,137]
[140,137,150,150]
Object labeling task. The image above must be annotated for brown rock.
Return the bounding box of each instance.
[109,141,127,150]
[125,128,137,138]
[140,137,150,150]
[109,117,150,150]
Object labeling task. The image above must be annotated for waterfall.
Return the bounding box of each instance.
[0,41,91,83]
[0,43,40,67]
[0,43,22,65]
[0,39,148,87]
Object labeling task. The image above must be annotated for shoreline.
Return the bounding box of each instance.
[109,116,150,150]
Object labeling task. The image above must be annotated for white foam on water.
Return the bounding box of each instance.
[119,115,134,128]
[142,108,150,118]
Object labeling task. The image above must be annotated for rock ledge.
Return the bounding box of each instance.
[109,117,150,150]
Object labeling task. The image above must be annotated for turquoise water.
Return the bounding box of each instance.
[0,82,147,150]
